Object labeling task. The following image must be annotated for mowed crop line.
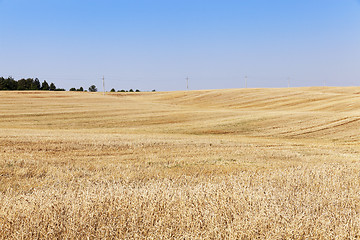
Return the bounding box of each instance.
[288,116,360,137]
[1,88,360,239]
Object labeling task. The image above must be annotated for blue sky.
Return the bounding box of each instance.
[1,0,360,91]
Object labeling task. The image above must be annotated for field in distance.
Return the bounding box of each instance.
[1,87,360,239]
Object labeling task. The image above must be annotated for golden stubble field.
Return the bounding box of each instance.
[1,87,360,239]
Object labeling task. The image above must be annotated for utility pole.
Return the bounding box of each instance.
[102,76,105,95]
[186,77,189,90]
[245,75,248,88]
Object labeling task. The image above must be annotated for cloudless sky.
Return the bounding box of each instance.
[1,0,360,91]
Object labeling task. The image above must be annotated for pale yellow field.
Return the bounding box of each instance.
[1,88,360,239]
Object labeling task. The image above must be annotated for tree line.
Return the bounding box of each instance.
[0,77,64,91]
[70,85,152,93]
[1,76,153,92]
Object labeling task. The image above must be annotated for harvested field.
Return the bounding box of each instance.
[1,87,360,239]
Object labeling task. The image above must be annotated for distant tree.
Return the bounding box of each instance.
[77,87,84,91]
[8,77,18,90]
[110,88,116,92]
[1,77,17,90]
[0,77,15,90]
[49,83,56,91]
[0,77,5,90]
[54,88,65,91]
[152,89,156,92]
[119,89,125,92]
[30,78,41,90]
[135,89,140,92]
[17,79,27,90]
[129,89,134,92]
[70,88,76,91]
[25,78,33,89]
[42,80,49,90]
[88,85,97,92]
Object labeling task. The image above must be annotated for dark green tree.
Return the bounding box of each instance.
[17,79,27,90]
[70,88,76,91]
[49,83,56,91]
[129,89,134,92]
[0,77,5,90]
[4,77,17,90]
[25,78,33,89]
[77,87,84,91]
[88,85,97,92]
[30,78,41,90]
[110,88,115,92]
[10,78,18,90]
[42,80,49,90]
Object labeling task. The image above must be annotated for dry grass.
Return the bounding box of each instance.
[1,88,360,239]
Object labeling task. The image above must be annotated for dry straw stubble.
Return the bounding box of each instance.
[1,88,360,239]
